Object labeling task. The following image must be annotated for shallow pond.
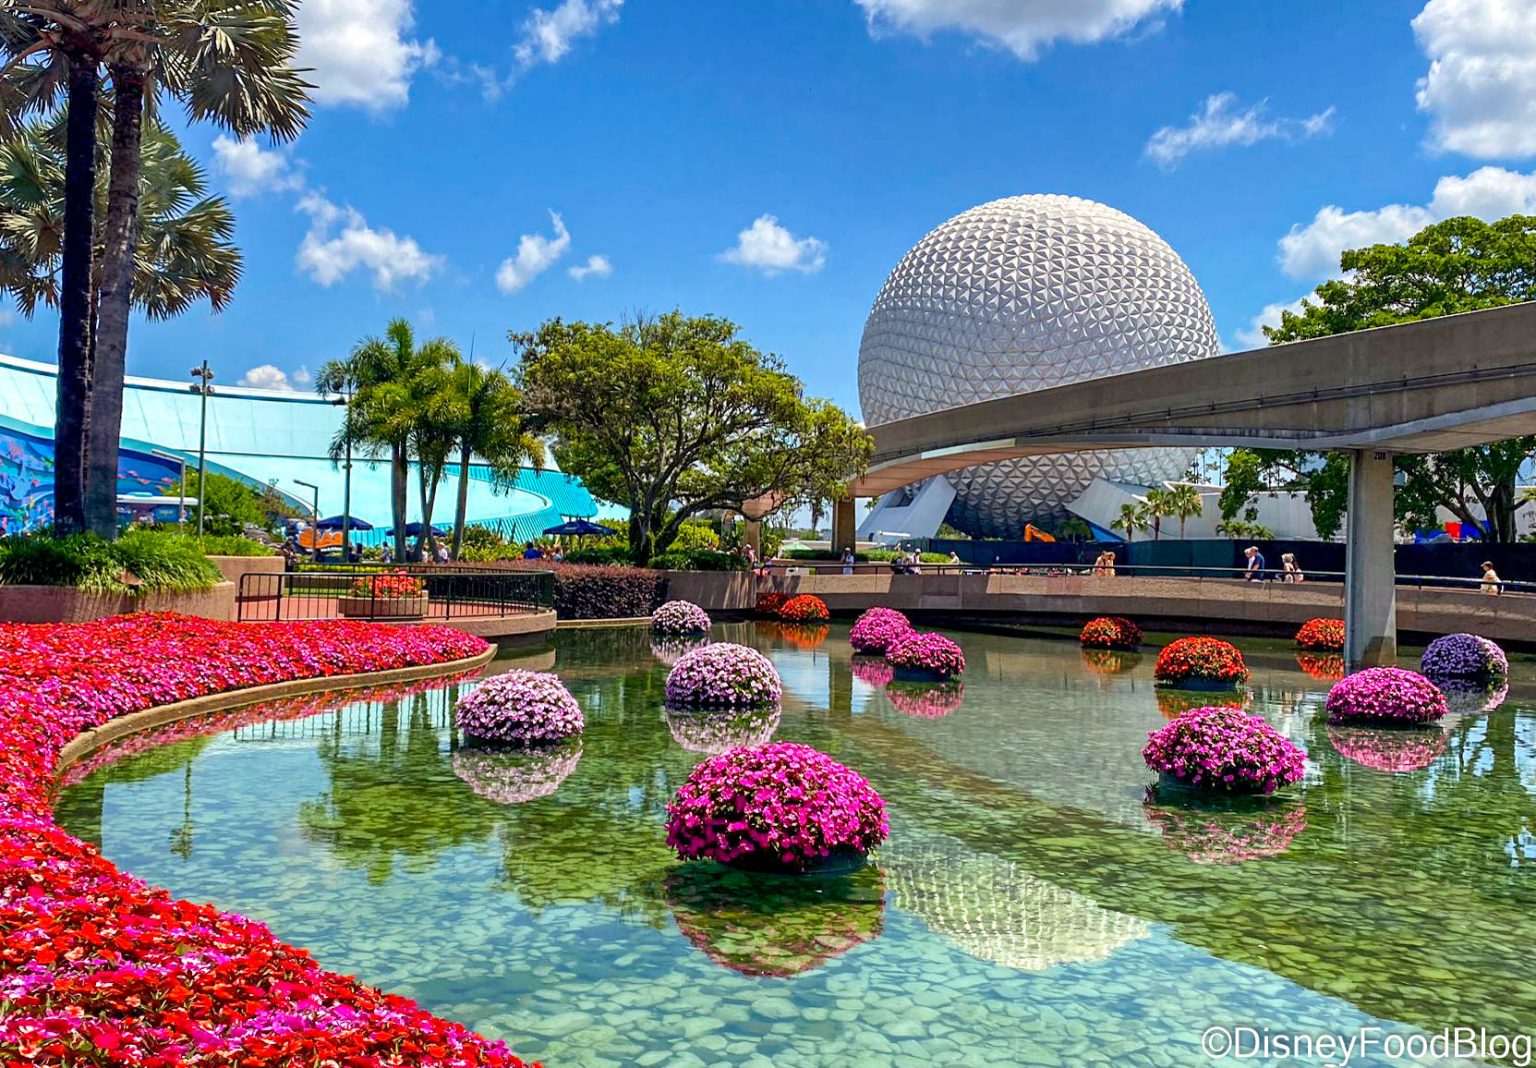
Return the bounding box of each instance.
[55,623,1536,1067]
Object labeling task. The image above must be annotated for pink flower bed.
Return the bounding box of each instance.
[0,613,535,1067]
[885,632,966,681]
[849,608,913,655]
[1142,706,1306,795]
[1324,667,1448,725]
[666,742,888,872]
[454,670,585,747]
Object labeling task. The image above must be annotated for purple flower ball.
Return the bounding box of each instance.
[849,608,914,655]
[454,669,585,746]
[1420,633,1508,683]
[665,642,782,707]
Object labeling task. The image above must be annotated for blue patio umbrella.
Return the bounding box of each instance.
[387,522,449,537]
[316,515,374,531]
[543,518,618,537]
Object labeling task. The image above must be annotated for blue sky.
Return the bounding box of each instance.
[7,0,1535,416]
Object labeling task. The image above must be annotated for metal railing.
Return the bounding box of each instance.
[237,566,556,622]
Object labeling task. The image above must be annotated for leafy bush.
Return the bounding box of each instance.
[0,530,221,594]
[189,534,277,557]
[781,548,949,564]
[674,520,721,553]
[498,561,665,619]
[650,549,745,572]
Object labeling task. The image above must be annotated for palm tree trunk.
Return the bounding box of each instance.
[419,460,441,559]
[53,51,101,535]
[391,445,408,561]
[451,442,472,559]
[85,66,148,539]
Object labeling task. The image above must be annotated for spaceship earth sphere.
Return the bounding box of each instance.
[857,194,1221,537]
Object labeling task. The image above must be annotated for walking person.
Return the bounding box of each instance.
[1244,545,1267,582]
[1480,560,1503,595]
[1281,552,1304,583]
[842,546,856,575]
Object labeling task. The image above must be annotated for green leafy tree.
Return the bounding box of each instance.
[513,312,870,566]
[1163,482,1204,540]
[1224,215,1536,542]
[162,471,272,535]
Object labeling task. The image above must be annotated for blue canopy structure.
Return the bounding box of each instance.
[387,522,449,537]
[543,518,618,537]
[316,515,374,531]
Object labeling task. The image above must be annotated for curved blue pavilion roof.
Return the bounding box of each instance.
[0,352,606,539]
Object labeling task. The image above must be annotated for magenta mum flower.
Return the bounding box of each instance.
[885,632,966,680]
[1325,667,1448,726]
[1143,706,1305,795]
[849,607,914,654]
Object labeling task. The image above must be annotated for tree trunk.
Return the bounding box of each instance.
[419,460,441,559]
[391,446,408,561]
[54,52,101,535]
[84,66,147,539]
[451,443,472,559]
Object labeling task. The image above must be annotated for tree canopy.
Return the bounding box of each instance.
[512,312,871,565]
[1223,214,1536,542]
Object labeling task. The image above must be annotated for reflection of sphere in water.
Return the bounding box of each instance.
[1327,725,1446,773]
[776,623,831,651]
[1142,798,1307,864]
[885,681,966,719]
[651,636,709,668]
[883,834,1149,970]
[1081,648,1142,677]
[1435,679,1509,717]
[662,705,781,755]
[452,742,582,804]
[850,656,896,689]
[1295,653,1346,682]
[858,194,1219,533]
[1155,689,1251,720]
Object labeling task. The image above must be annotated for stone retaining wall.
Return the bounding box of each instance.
[0,581,237,624]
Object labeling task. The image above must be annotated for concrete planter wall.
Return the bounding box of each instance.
[0,581,237,624]
[206,554,285,587]
[337,594,430,620]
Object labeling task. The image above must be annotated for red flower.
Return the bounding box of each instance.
[1153,636,1250,686]
[1079,616,1141,650]
[1295,618,1345,653]
[778,594,830,623]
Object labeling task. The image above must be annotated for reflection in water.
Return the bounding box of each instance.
[663,863,885,977]
[1080,648,1142,678]
[849,655,894,689]
[1155,686,1253,719]
[649,635,708,667]
[53,625,1536,1067]
[662,704,780,754]
[1295,652,1346,682]
[1437,678,1510,717]
[452,742,583,804]
[1326,725,1446,773]
[884,681,966,719]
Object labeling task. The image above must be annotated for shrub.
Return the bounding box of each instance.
[886,631,966,680]
[849,607,913,654]
[663,705,782,755]
[755,591,790,618]
[886,681,966,718]
[674,520,722,553]
[454,670,586,746]
[1080,616,1141,650]
[665,742,888,871]
[665,642,783,707]
[1327,725,1445,773]
[562,546,629,566]
[1153,637,1249,687]
[1324,667,1448,725]
[0,530,222,594]
[350,570,425,598]
[650,549,745,572]
[190,534,277,557]
[1295,618,1345,652]
[499,561,665,619]
[452,743,584,803]
[651,599,712,635]
[1420,632,1509,682]
[1142,706,1305,795]
[780,593,830,622]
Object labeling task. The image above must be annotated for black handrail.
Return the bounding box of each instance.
[236,567,556,622]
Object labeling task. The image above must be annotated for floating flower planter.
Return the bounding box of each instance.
[886,680,966,719]
[885,631,966,682]
[1421,632,1509,684]
[452,741,583,803]
[779,593,830,623]
[1295,617,1346,653]
[1326,725,1445,773]
[1153,636,1249,691]
[663,705,781,755]
[665,642,782,707]
[1079,616,1142,651]
[1143,706,1305,796]
[666,742,888,874]
[849,607,914,654]
[650,599,712,636]
[1325,667,1448,726]
[454,669,586,747]
[338,570,429,619]
[754,591,790,618]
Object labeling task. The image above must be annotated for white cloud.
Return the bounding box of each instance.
[238,364,301,391]
[515,0,623,68]
[296,0,438,112]
[568,254,612,281]
[1278,165,1536,279]
[1414,0,1536,158]
[853,0,1183,60]
[211,135,305,198]
[1145,93,1334,167]
[296,192,443,289]
[1233,295,1309,349]
[495,211,572,294]
[720,215,828,276]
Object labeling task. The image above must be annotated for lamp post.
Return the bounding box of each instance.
[188,362,215,536]
[333,393,353,561]
[294,480,320,560]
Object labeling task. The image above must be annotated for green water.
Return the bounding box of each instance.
[55,623,1536,1067]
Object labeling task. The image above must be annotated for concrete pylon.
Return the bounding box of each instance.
[831,497,857,554]
[743,519,762,559]
[1345,449,1398,668]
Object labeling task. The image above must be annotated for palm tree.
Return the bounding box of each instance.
[318,320,459,563]
[0,2,107,533]
[444,361,543,560]
[1142,488,1169,541]
[87,0,309,535]
[1111,500,1149,543]
[1164,482,1205,540]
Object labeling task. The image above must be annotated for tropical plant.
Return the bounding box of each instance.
[1214,518,1275,539]
[1142,488,1169,540]
[1163,483,1203,539]
[1111,501,1149,543]
[513,311,870,565]
[444,361,542,560]
[0,527,219,592]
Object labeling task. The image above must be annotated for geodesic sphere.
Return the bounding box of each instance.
[857,194,1219,536]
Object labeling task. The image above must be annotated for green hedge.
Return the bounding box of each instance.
[189,534,277,557]
[0,530,222,594]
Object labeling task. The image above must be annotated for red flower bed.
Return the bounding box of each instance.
[754,592,790,618]
[0,613,535,1067]
[1079,616,1141,650]
[351,569,426,598]
[1153,636,1250,687]
[1295,617,1345,653]
[778,594,830,623]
